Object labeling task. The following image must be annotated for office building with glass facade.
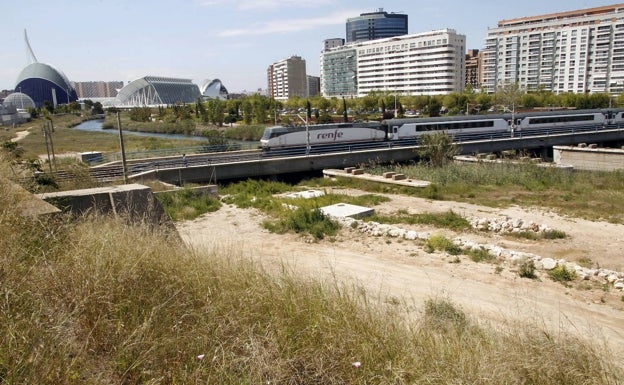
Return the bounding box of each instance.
[321,29,466,98]
[481,4,624,94]
[346,9,408,43]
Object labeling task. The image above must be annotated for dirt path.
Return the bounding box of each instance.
[177,191,624,356]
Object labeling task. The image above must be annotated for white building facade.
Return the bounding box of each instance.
[320,29,466,98]
[482,4,624,95]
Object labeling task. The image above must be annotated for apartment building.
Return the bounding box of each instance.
[481,4,624,94]
[465,49,480,89]
[267,55,307,100]
[320,29,466,98]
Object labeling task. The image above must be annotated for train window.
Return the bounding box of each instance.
[529,114,595,124]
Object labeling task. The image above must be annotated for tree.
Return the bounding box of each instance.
[342,97,348,122]
[417,132,459,167]
[495,81,524,113]
[92,102,104,115]
[428,97,442,117]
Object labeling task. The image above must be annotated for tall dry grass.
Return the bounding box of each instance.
[1,158,622,384]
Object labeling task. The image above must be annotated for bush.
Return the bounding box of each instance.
[156,187,221,221]
[548,264,577,283]
[424,234,461,255]
[264,207,340,240]
[465,247,496,263]
[518,259,537,279]
[542,229,567,239]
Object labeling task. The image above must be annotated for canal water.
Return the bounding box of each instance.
[74,119,211,141]
[73,119,257,150]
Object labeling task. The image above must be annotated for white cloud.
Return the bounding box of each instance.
[218,10,355,37]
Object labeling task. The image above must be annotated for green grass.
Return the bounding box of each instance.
[220,180,389,239]
[156,187,222,221]
[263,207,340,240]
[369,209,470,231]
[1,157,622,384]
[7,114,208,160]
[359,162,624,224]
[508,229,568,241]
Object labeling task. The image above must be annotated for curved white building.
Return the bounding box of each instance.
[15,62,78,108]
[115,76,202,107]
[200,79,229,100]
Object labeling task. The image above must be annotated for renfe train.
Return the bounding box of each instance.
[259,108,624,150]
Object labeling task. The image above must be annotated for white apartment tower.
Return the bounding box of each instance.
[267,56,307,100]
[482,4,624,95]
[320,29,465,98]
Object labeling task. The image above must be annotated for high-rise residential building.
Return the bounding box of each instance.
[465,49,480,89]
[346,9,408,43]
[321,29,466,98]
[323,38,345,51]
[482,4,624,95]
[73,81,123,98]
[307,75,320,97]
[267,55,307,100]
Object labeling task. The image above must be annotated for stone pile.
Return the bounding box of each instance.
[330,215,624,291]
[470,216,552,234]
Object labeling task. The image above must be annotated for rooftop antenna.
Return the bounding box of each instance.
[24,29,38,64]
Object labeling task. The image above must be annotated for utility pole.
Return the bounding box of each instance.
[42,122,52,173]
[117,112,128,184]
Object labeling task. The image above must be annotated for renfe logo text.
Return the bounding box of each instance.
[317,130,344,140]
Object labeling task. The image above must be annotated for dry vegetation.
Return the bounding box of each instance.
[2,152,624,383]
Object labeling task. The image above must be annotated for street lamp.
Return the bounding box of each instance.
[18,87,24,109]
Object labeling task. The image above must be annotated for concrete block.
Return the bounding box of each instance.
[392,173,407,180]
[578,143,587,148]
[352,168,365,175]
[486,154,497,160]
[383,172,396,179]
[344,167,356,173]
[588,143,598,149]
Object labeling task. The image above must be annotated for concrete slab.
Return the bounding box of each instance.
[284,190,325,199]
[320,203,374,219]
[323,169,430,188]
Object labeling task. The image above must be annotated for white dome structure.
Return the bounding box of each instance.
[200,79,229,100]
[3,92,36,110]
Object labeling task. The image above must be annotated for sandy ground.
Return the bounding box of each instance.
[178,188,624,357]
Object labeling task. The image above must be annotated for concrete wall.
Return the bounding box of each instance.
[37,184,173,229]
[553,145,624,171]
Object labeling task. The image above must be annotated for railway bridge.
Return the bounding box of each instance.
[120,127,624,185]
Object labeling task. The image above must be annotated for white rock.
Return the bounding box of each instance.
[405,231,418,240]
[540,258,557,270]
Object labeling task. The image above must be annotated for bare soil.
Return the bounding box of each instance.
[177,188,624,356]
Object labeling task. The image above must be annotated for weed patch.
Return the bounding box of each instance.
[548,264,577,283]
[370,210,470,231]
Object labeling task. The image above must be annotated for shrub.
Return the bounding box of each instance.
[518,259,537,279]
[156,187,221,221]
[542,229,567,239]
[465,247,496,263]
[264,207,340,240]
[548,264,577,283]
[424,234,461,255]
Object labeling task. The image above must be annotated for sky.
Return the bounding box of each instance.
[0,0,618,93]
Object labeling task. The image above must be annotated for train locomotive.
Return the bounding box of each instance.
[259,108,624,150]
[260,122,386,150]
